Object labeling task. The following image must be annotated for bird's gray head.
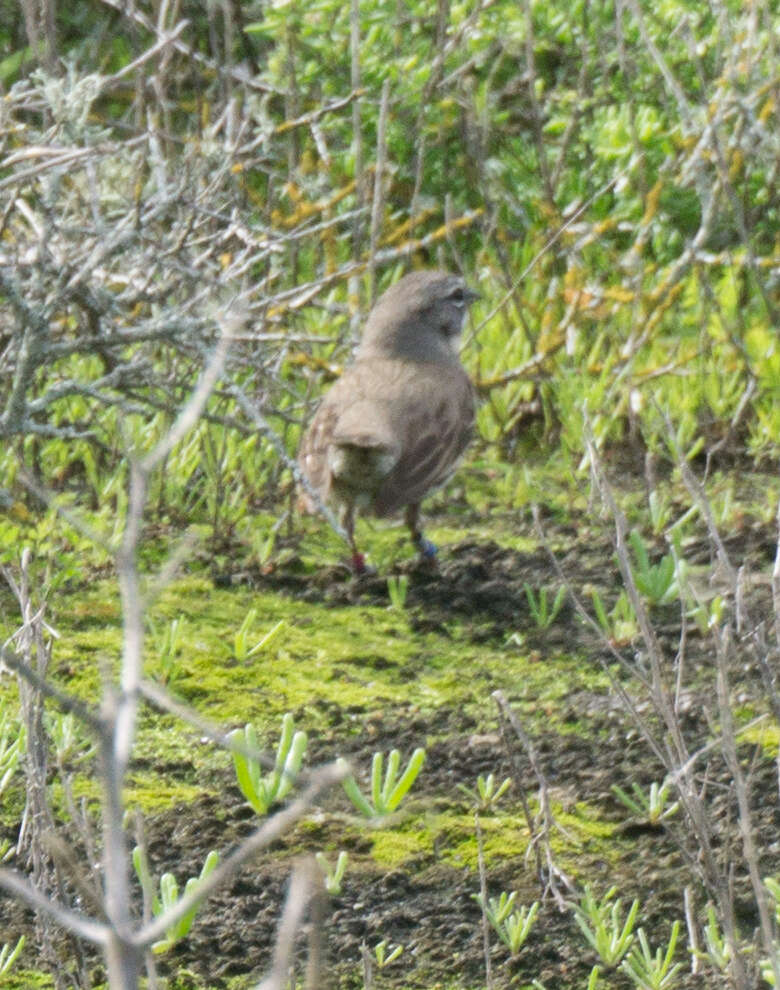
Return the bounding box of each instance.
[359,270,479,363]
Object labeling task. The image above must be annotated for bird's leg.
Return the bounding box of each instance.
[405,503,437,560]
[340,501,367,573]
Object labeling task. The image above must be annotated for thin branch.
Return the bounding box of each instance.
[0,869,110,945]
[256,859,318,990]
[134,762,345,949]
[0,642,103,735]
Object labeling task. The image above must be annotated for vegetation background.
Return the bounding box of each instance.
[0,0,778,988]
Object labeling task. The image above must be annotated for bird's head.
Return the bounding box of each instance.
[359,270,479,363]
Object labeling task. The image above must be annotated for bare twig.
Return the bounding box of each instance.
[135,763,344,949]
[475,811,494,990]
[256,858,319,990]
[492,690,574,909]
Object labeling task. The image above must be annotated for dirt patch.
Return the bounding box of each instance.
[217,535,593,641]
[2,517,777,988]
[141,709,776,989]
[198,520,779,987]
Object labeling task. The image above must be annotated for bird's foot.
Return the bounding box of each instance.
[351,551,376,575]
[414,535,437,561]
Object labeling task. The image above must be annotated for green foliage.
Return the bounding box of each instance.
[762,956,780,987]
[132,846,219,954]
[1,0,776,541]
[620,922,683,990]
[760,879,780,985]
[229,714,308,816]
[386,574,409,611]
[373,939,404,969]
[0,715,24,797]
[589,587,639,645]
[611,780,679,826]
[0,3,777,984]
[233,613,285,663]
[476,890,540,957]
[765,877,780,925]
[44,711,92,764]
[339,748,426,819]
[0,935,25,978]
[457,773,512,812]
[199,425,256,541]
[628,531,679,607]
[149,617,187,686]
[0,504,94,590]
[573,886,639,968]
[524,584,566,629]
[693,904,731,972]
[315,851,349,896]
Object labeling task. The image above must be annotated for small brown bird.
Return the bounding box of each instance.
[298,269,479,572]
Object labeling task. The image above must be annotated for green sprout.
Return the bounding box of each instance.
[760,879,780,985]
[691,593,725,636]
[476,891,540,956]
[693,904,731,972]
[387,573,409,610]
[524,584,566,629]
[132,846,219,954]
[45,710,94,764]
[590,587,639,645]
[762,956,780,986]
[253,526,278,567]
[315,851,349,895]
[620,922,683,990]
[229,713,307,816]
[573,885,639,967]
[339,748,425,819]
[233,610,285,662]
[766,877,780,923]
[374,939,404,968]
[153,616,186,684]
[0,715,24,796]
[612,780,679,825]
[585,967,603,990]
[648,490,673,534]
[0,935,25,977]
[457,772,512,811]
[628,531,679,606]
[532,964,602,990]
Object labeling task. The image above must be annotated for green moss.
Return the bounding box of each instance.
[436,813,531,870]
[2,454,776,990]
[740,719,779,756]
[0,549,617,816]
[123,775,207,813]
[366,796,621,876]
[556,802,618,842]
[0,971,55,989]
[370,820,433,867]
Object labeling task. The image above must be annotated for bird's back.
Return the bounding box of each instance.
[298,355,474,517]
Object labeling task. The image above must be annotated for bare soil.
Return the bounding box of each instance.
[2,513,778,989]
[170,519,777,988]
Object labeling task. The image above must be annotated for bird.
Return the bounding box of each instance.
[297,269,479,573]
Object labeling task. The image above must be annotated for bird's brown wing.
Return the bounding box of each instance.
[297,377,347,511]
[298,358,474,516]
[371,363,474,517]
[297,362,403,511]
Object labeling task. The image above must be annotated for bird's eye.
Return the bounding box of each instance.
[450,286,465,305]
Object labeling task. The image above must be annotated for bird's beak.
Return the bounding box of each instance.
[464,287,481,304]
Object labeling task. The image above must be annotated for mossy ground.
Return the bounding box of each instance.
[0,453,778,989]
